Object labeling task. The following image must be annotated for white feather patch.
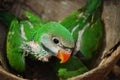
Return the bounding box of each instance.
[78,12,83,18]
[73,23,90,55]
[20,24,27,40]
[26,21,34,28]
[71,24,79,35]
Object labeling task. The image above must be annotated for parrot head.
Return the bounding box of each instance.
[28,22,74,63]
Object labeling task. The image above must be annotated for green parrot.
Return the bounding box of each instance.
[61,0,103,60]
[53,0,104,79]
[0,11,75,72]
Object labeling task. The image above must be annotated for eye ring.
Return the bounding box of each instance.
[52,37,60,45]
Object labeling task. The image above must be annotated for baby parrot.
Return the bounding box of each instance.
[53,0,104,79]
[0,11,74,72]
[61,0,103,60]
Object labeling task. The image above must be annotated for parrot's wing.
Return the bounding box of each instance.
[0,10,49,72]
[80,19,103,59]
[7,18,44,72]
[7,19,26,72]
[60,7,92,42]
[60,9,82,32]
[21,11,48,40]
[60,0,103,60]
[19,10,48,40]
[24,11,47,26]
[19,20,42,40]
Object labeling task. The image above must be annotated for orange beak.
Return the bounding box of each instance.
[56,50,71,63]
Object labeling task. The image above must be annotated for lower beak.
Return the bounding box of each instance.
[56,49,71,63]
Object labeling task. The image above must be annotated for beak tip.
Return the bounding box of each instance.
[56,50,71,63]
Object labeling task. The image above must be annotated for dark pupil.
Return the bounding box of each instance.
[53,38,59,44]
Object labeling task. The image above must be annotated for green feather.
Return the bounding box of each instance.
[80,19,103,59]
[25,11,47,25]
[7,19,25,72]
[0,10,48,72]
[0,10,74,73]
[52,56,88,79]
[60,0,103,60]
[53,0,103,79]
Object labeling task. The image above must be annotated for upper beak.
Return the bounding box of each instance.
[56,49,71,63]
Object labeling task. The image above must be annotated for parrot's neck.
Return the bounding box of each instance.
[20,41,51,62]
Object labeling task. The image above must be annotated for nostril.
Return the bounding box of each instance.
[65,49,71,54]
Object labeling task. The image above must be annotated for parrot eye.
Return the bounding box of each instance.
[52,37,60,45]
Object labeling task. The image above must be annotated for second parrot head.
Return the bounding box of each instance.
[34,22,74,63]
